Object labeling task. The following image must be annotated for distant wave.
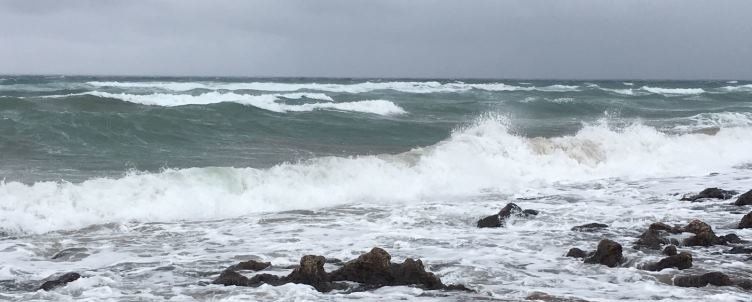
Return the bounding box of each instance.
[3,115,752,234]
[44,91,406,115]
[640,86,705,95]
[87,81,581,93]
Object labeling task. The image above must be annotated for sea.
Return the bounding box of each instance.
[1,76,751,301]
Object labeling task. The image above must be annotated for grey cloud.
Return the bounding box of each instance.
[0,0,750,79]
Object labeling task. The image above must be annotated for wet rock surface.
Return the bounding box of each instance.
[212,247,468,293]
[644,252,692,271]
[734,190,752,206]
[583,239,623,267]
[565,248,588,258]
[663,245,678,256]
[227,259,271,271]
[477,203,538,228]
[526,291,591,302]
[681,188,737,202]
[571,223,608,232]
[738,212,752,229]
[673,272,733,288]
[38,272,81,291]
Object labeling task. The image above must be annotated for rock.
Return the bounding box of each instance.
[673,272,733,287]
[39,272,81,291]
[736,279,752,290]
[644,252,692,271]
[566,248,588,258]
[681,188,737,202]
[734,190,752,206]
[720,234,743,244]
[212,270,249,286]
[50,248,89,261]
[477,203,538,228]
[571,223,608,232]
[286,255,334,292]
[682,219,723,246]
[329,247,393,285]
[228,259,271,271]
[725,246,752,254]
[247,273,284,286]
[739,212,752,229]
[634,222,680,250]
[389,258,444,290]
[663,245,677,256]
[526,291,591,302]
[584,239,623,267]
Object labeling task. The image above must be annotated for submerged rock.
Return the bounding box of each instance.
[565,248,588,258]
[739,212,752,229]
[634,222,681,250]
[584,239,623,267]
[39,272,81,291]
[50,248,89,262]
[571,223,608,232]
[662,245,678,256]
[212,270,250,287]
[681,188,737,202]
[673,272,733,288]
[228,259,271,271]
[720,234,743,244]
[644,252,692,271]
[726,246,752,254]
[734,190,752,206]
[526,291,591,302]
[477,203,538,228]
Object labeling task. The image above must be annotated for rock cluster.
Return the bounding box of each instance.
[681,188,737,202]
[477,203,538,228]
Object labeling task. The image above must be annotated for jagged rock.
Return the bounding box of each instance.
[644,252,692,271]
[734,190,752,206]
[584,239,623,267]
[39,272,81,291]
[477,203,538,228]
[228,259,271,271]
[663,245,677,256]
[389,258,444,290]
[739,212,752,229]
[566,248,588,258]
[725,246,752,254]
[571,223,608,232]
[673,272,733,287]
[682,219,723,246]
[681,188,737,202]
[286,255,334,292]
[634,222,680,250]
[330,247,393,285]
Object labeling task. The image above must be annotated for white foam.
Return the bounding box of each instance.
[720,84,752,92]
[641,86,705,95]
[45,91,403,115]
[670,112,752,133]
[3,116,752,234]
[86,81,581,94]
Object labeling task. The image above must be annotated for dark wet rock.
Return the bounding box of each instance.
[526,291,591,302]
[212,270,250,286]
[739,212,752,229]
[228,259,271,271]
[663,245,677,256]
[720,234,743,244]
[673,272,733,287]
[736,279,752,290]
[725,246,752,254]
[681,188,737,202]
[734,190,752,206]
[682,219,723,246]
[214,247,462,293]
[477,203,538,228]
[584,239,623,267]
[571,223,608,232]
[644,252,692,271]
[389,258,444,290]
[286,255,335,292]
[565,248,588,258]
[39,272,81,291]
[51,248,89,262]
[634,222,680,250]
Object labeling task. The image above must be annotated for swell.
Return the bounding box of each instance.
[3,116,752,234]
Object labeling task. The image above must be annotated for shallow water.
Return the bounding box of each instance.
[1,77,752,301]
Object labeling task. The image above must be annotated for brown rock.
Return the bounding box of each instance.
[286,255,334,292]
[39,272,81,291]
[734,190,752,206]
[674,272,733,287]
[662,245,677,256]
[739,212,752,229]
[644,252,692,271]
[566,248,588,258]
[584,239,623,267]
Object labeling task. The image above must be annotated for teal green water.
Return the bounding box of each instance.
[1,76,751,182]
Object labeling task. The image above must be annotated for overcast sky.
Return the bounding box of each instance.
[1,0,751,79]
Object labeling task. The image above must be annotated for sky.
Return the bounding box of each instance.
[0,0,751,79]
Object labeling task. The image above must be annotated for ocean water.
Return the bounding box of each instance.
[1,76,751,301]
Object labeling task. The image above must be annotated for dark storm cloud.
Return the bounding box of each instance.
[0,0,750,79]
